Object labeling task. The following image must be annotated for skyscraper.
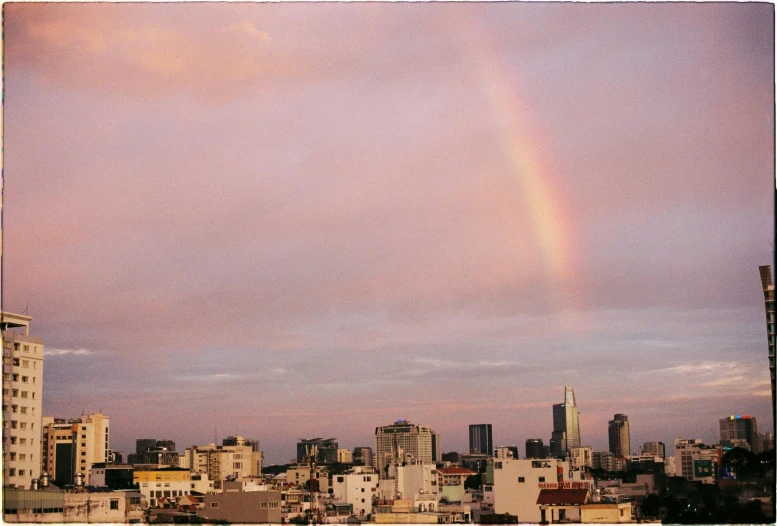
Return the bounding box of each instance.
[525,439,545,459]
[640,441,666,458]
[469,424,493,455]
[550,386,581,458]
[759,265,775,417]
[1,312,45,489]
[719,415,759,453]
[608,414,630,458]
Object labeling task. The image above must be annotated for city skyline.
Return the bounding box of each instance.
[2,2,774,464]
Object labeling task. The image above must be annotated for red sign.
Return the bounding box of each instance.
[538,481,592,490]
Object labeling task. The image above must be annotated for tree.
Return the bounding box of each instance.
[640,494,661,518]
[720,448,757,480]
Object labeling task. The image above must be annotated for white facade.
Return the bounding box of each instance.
[332,471,378,517]
[396,463,438,500]
[492,458,587,523]
[337,449,353,464]
[2,312,45,490]
[569,446,593,470]
[183,443,261,488]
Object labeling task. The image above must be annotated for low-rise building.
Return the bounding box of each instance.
[674,439,721,484]
[134,467,192,508]
[491,458,588,523]
[198,484,282,523]
[435,467,476,503]
[331,469,379,517]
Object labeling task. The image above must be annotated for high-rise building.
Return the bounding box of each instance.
[759,265,775,418]
[374,419,435,476]
[608,414,630,458]
[1,312,45,489]
[468,424,493,455]
[719,415,759,453]
[550,386,581,457]
[136,438,157,455]
[674,438,720,483]
[337,449,353,464]
[431,432,442,462]
[525,439,545,459]
[352,447,373,466]
[639,441,666,459]
[41,412,110,485]
[296,438,338,464]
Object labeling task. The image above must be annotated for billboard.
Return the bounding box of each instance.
[694,459,714,478]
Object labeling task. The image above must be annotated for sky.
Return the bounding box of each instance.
[2,2,774,465]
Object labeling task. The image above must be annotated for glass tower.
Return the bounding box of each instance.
[550,386,581,457]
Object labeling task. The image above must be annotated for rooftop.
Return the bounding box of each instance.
[536,489,589,506]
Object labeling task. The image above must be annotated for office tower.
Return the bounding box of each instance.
[1,312,45,489]
[156,439,176,451]
[525,439,545,459]
[759,265,775,418]
[297,438,338,464]
[640,441,666,459]
[41,412,110,485]
[136,438,157,455]
[550,386,581,457]
[374,419,435,474]
[719,415,759,453]
[608,414,630,458]
[352,447,373,466]
[431,432,442,462]
[758,432,774,452]
[469,424,493,455]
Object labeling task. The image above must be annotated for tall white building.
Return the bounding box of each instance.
[2,312,45,489]
[41,412,110,485]
[374,420,435,477]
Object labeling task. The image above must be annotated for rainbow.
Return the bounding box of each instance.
[457,15,576,288]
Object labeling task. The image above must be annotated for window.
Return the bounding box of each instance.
[361,499,365,503]
[9,436,16,445]
[13,358,19,366]
[518,477,525,483]
[9,469,15,476]
[261,502,268,509]
[81,451,86,456]
[12,389,18,397]
[10,421,17,429]
[32,377,36,384]
[12,374,19,381]
[494,462,503,469]
[22,361,29,368]
[20,391,27,398]
[538,477,545,482]
[23,345,29,353]
[110,499,119,510]
[20,407,27,414]
[9,453,16,461]
[337,477,344,483]
[361,488,365,492]
[210,502,219,508]
[19,422,26,429]
[82,435,86,439]
[19,470,25,476]
[21,376,28,383]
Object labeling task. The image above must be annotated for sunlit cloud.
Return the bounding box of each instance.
[46,348,93,356]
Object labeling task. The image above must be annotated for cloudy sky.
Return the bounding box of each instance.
[3,2,774,464]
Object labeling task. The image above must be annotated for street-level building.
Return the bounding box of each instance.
[491,457,587,523]
[2,312,45,490]
[198,484,282,523]
[332,468,379,517]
